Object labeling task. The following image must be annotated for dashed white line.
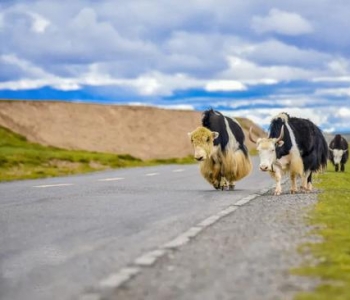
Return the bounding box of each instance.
[134,249,167,266]
[172,169,185,173]
[33,183,73,188]
[99,267,140,289]
[145,173,159,176]
[98,177,124,182]
[234,194,260,206]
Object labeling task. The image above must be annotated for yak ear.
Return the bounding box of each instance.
[212,131,219,140]
[276,140,284,147]
[328,148,334,153]
[187,132,193,138]
[345,149,348,153]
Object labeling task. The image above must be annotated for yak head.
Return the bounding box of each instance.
[249,126,284,172]
[188,127,219,161]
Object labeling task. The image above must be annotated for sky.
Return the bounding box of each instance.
[0,0,350,132]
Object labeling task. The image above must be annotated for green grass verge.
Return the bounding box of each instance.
[0,126,194,182]
[293,160,350,300]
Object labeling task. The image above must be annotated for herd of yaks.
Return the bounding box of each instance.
[188,109,349,195]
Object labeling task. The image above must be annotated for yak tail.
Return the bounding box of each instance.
[222,149,252,182]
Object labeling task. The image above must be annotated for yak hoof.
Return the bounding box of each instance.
[274,190,281,196]
[300,187,310,193]
[229,185,235,191]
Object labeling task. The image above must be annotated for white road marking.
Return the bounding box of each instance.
[145,173,159,176]
[99,267,140,289]
[234,194,259,206]
[172,169,185,173]
[134,249,167,266]
[33,183,73,188]
[98,177,124,182]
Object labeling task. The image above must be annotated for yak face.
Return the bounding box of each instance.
[330,149,348,164]
[188,127,219,161]
[256,137,284,171]
[249,125,284,172]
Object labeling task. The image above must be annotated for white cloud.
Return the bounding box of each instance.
[251,8,313,36]
[205,80,246,92]
[315,88,350,97]
[231,39,331,69]
[327,58,349,75]
[223,56,313,83]
[230,106,335,132]
[28,12,50,33]
[1,54,52,79]
[337,107,350,118]
[157,104,195,110]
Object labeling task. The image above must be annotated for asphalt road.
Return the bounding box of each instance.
[0,158,315,300]
[0,157,289,300]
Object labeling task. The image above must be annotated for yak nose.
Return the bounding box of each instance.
[260,164,269,172]
[195,156,204,161]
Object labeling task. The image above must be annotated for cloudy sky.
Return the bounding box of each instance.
[1,0,350,132]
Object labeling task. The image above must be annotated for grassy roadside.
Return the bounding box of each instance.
[294,160,350,300]
[0,126,194,182]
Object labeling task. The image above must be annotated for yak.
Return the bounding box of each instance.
[249,112,328,195]
[188,109,252,190]
[329,134,348,172]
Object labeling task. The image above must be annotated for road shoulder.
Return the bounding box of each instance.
[103,186,320,300]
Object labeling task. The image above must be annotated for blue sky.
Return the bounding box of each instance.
[1,1,350,132]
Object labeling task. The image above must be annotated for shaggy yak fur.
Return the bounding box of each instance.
[188,109,252,190]
[329,134,349,172]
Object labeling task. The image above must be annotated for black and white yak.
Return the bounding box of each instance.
[249,112,328,195]
[329,134,348,172]
[188,109,252,190]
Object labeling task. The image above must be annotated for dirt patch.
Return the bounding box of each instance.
[0,100,265,160]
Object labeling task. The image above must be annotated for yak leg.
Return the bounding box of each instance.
[301,170,312,192]
[341,163,345,172]
[290,173,298,194]
[307,172,313,191]
[270,169,282,195]
[219,163,228,190]
[335,164,339,172]
[220,177,229,190]
[212,162,222,190]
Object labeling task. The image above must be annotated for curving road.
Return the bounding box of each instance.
[1,157,275,300]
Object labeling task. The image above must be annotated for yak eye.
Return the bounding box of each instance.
[206,137,210,142]
[271,149,275,152]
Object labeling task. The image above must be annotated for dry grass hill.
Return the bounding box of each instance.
[0,100,266,160]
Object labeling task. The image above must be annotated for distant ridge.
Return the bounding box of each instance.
[0,100,266,160]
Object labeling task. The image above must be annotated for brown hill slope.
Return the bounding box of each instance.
[0,100,265,160]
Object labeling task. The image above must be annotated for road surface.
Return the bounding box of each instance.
[0,157,315,300]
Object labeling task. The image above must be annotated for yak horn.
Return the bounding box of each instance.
[248,127,257,144]
[276,125,284,142]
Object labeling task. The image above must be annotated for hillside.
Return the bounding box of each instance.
[0,100,265,160]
